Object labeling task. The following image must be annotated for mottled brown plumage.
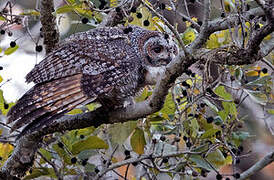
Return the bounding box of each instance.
[7,25,178,136]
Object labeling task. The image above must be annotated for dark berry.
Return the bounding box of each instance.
[255,24,260,30]
[261,15,266,21]
[185,69,192,75]
[95,168,100,173]
[124,150,130,156]
[246,4,250,11]
[262,68,268,74]
[0,29,5,35]
[159,3,166,10]
[81,17,88,24]
[198,21,203,26]
[152,138,157,144]
[235,158,240,164]
[124,26,133,34]
[194,114,199,118]
[231,148,237,154]
[182,17,187,21]
[200,103,206,108]
[182,90,187,96]
[225,178,230,180]
[191,73,196,77]
[181,81,188,87]
[190,23,195,28]
[4,103,9,109]
[143,20,150,26]
[192,171,198,177]
[71,157,77,164]
[176,98,180,103]
[206,87,214,94]
[132,161,138,166]
[233,173,240,179]
[206,117,214,123]
[81,159,88,166]
[0,66,3,70]
[160,135,166,141]
[29,169,32,174]
[189,0,195,3]
[125,155,131,160]
[103,159,107,164]
[162,158,168,163]
[10,41,16,48]
[186,141,192,148]
[115,7,121,12]
[164,33,169,39]
[223,152,228,158]
[80,134,85,139]
[35,45,43,52]
[57,142,64,148]
[8,31,12,36]
[136,13,142,19]
[221,12,225,18]
[238,146,244,152]
[216,174,223,180]
[183,136,188,141]
[0,156,2,160]
[249,14,255,20]
[201,169,208,177]
[130,7,137,13]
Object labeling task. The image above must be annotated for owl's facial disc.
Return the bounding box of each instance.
[144,35,178,67]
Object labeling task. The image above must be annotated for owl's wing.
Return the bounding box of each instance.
[7,29,139,137]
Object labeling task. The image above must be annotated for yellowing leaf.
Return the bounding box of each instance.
[20,10,40,16]
[206,34,220,49]
[71,136,108,155]
[130,128,146,155]
[4,45,19,55]
[56,5,75,14]
[181,28,197,45]
[0,76,3,83]
[246,70,259,77]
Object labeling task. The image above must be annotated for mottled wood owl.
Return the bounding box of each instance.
[7,25,178,136]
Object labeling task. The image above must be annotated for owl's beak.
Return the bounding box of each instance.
[159,57,172,65]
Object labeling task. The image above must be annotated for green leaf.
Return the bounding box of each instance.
[160,93,175,116]
[39,148,53,164]
[0,76,3,83]
[181,28,197,45]
[0,16,6,21]
[215,86,232,100]
[130,128,146,155]
[20,10,40,16]
[4,45,19,55]
[56,5,75,14]
[267,109,274,115]
[52,143,72,165]
[190,155,214,171]
[71,136,108,155]
[203,99,219,112]
[206,149,226,169]
[23,168,51,180]
[200,128,219,139]
[108,121,137,145]
[235,67,243,81]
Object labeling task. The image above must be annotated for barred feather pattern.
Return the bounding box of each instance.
[7,26,178,136]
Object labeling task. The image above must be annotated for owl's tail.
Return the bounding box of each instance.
[7,74,91,137]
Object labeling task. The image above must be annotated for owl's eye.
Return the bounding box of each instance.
[152,46,163,53]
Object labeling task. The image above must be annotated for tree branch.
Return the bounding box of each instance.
[239,151,274,180]
[40,0,59,54]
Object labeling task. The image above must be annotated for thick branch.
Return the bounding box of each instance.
[40,0,59,54]
[239,151,274,180]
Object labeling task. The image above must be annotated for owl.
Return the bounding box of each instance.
[7,25,178,136]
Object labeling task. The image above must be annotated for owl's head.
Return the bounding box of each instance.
[126,26,179,67]
[142,34,179,67]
